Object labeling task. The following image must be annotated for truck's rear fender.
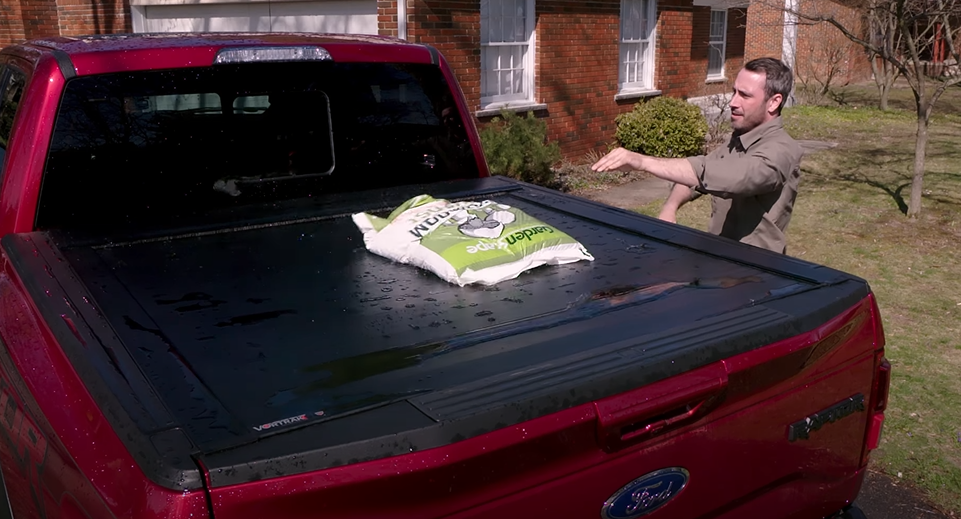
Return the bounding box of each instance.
[720,294,880,418]
[0,235,210,519]
[861,293,890,466]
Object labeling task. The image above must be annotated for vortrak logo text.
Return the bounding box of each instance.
[253,414,309,432]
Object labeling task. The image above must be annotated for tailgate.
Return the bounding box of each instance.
[208,295,882,519]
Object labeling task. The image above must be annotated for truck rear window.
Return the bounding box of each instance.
[37,62,479,233]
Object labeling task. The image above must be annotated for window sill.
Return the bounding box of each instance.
[475,103,548,118]
[614,89,662,101]
[705,76,726,84]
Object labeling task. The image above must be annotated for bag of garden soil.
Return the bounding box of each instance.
[352,194,594,286]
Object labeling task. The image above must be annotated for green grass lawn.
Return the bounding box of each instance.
[629,83,961,514]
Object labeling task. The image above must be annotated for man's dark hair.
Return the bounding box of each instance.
[744,57,793,114]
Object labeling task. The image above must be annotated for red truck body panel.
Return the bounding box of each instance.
[204,296,882,519]
[0,52,63,235]
[38,34,436,77]
[0,262,211,519]
[0,33,888,519]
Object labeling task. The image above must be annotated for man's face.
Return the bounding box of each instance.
[729,68,781,133]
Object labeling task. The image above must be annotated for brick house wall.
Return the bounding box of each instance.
[744,0,871,86]
[0,1,27,47]
[1,0,856,158]
[533,0,621,155]
[378,0,400,37]
[57,0,131,36]
[405,0,748,157]
[19,0,61,41]
[793,0,871,89]
[665,4,746,97]
[725,8,748,82]
[744,0,783,61]
[406,0,482,111]
[0,0,130,47]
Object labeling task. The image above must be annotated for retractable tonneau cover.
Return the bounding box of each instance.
[1,176,869,490]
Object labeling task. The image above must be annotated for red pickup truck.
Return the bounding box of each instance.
[0,34,889,519]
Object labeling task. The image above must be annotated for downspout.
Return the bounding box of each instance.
[398,0,407,40]
[781,0,799,106]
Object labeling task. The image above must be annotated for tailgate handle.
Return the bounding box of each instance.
[594,363,728,452]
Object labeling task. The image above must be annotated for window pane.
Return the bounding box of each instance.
[621,41,642,84]
[488,70,499,97]
[233,95,270,114]
[708,10,725,76]
[480,0,490,42]
[619,45,629,82]
[638,42,647,81]
[620,0,654,89]
[708,43,724,76]
[483,46,527,97]
[621,0,653,42]
[0,68,26,151]
[150,93,222,112]
[639,0,649,36]
[482,0,530,44]
[481,0,532,103]
[626,0,639,40]
[500,53,511,96]
[710,10,726,40]
[490,47,503,96]
[483,69,498,98]
[39,63,480,232]
[513,45,526,95]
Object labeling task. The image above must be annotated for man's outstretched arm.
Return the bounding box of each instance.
[591,147,700,188]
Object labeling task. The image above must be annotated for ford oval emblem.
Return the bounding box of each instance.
[601,468,689,519]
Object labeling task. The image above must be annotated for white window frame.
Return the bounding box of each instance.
[480,0,536,109]
[619,0,657,93]
[707,9,728,80]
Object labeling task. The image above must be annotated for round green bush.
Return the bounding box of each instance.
[480,110,561,186]
[615,96,708,158]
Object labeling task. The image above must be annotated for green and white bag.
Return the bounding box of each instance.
[352,195,594,286]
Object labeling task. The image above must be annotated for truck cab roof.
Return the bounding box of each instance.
[7,33,437,76]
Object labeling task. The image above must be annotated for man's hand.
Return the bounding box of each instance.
[593,148,701,190]
[657,206,677,223]
[591,147,646,173]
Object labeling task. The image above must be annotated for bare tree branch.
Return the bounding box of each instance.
[768,0,961,216]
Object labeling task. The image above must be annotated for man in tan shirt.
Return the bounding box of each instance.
[592,58,803,254]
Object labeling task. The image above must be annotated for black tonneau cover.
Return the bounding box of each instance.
[2,177,870,491]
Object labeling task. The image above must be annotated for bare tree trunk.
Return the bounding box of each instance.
[908,112,929,217]
[879,79,892,110]
[871,55,898,110]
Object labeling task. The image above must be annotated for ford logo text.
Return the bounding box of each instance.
[601,468,689,519]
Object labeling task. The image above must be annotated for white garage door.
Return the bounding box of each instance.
[131,0,379,35]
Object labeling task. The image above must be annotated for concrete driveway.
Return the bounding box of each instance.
[856,471,950,518]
